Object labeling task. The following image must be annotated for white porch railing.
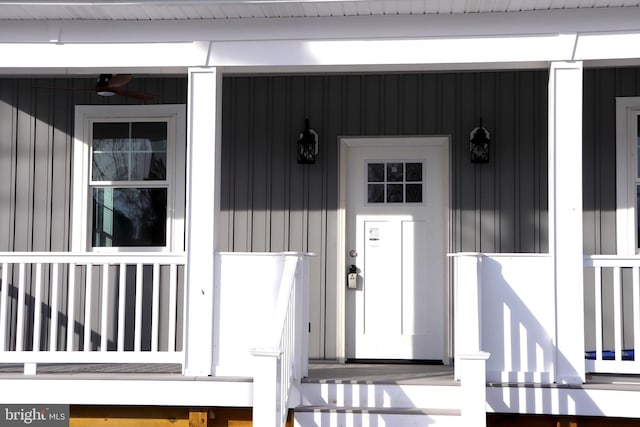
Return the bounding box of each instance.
[249,253,310,427]
[584,255,640,374]
[0,252,186,374]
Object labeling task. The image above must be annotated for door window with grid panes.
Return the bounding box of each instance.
[366,161,424,204]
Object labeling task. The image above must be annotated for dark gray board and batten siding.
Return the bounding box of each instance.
[220,71,549,358]
[0,71,551,359]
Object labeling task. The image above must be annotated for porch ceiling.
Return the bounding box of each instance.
[1,0,639,21]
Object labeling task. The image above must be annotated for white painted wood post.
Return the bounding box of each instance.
[252,350,281,427]
[184,67,223,376]
[453,253,483,380]
[459,352,490,427]
[549,61,585,385]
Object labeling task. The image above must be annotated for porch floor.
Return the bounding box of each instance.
[0,361,456,384]
[0,361,638,391]
[304,361,456,385]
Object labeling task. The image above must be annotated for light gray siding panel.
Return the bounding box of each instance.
[15,80,34,252]
[50,84,72,252]
[583,69,598,255]
[232,78,252,252]
[269,77,290,252]
[0,81,16,252]
[251,77,270,253]
[478,72,497,251]
[33,79,52,252]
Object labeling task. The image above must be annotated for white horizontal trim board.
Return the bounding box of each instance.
[0,42,209,69]
[3,26,640,71]
[0,7,640,72]
[487,385,640,418]
[0,378,253,407]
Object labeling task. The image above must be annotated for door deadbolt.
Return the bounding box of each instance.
[349,250,358,257]
[347,264,358,289]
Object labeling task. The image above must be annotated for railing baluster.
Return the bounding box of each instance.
[117,263,126,352]
[595,266,603,361]
[613,266,622,362]
[152,263,160,352]
[83,264,93,352]
[100,264,109,351]
[49,263,59,351]
[32,263,43,352]
[15,263,26,352]
[634,267,640,362]
[67,264,76,352]
[168,263,177,352]
[135,263,143,352]
[0,262,8,351]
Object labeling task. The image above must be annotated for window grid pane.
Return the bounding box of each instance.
[92,188,167,247]
[92,122,167,182]
[367,161,423,204]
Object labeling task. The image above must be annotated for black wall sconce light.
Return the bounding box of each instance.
[470,118,490,163]
[297,118,319,164]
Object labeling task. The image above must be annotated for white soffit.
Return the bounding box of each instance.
[0,1,638,20]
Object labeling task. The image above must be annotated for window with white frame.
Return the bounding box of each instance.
[616,98,640,255]
[72,105,186,252]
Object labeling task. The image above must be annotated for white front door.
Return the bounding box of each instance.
[343,137,449,361]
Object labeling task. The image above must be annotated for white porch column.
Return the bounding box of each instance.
[548,61,585,385]
[184,67,223,376]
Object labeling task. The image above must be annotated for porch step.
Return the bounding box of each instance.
[295,380,463,426]
[299,381,461,409]
[293,406,463,427]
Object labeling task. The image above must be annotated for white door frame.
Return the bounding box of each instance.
[336,135,452,363]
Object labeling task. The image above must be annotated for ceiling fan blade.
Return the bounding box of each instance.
[113,88,155,100]
[106,74,133,88]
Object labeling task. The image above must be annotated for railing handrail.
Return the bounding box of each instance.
[0,251,186,264]
[584,254,640,267]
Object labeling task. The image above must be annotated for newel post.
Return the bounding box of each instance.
[459,352,490,427]
[453,253,483,380]
[251,349,281,427]
[184,67,223,376]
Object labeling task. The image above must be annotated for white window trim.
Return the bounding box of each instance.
[72,104,186,252]
[616,97,640,255]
